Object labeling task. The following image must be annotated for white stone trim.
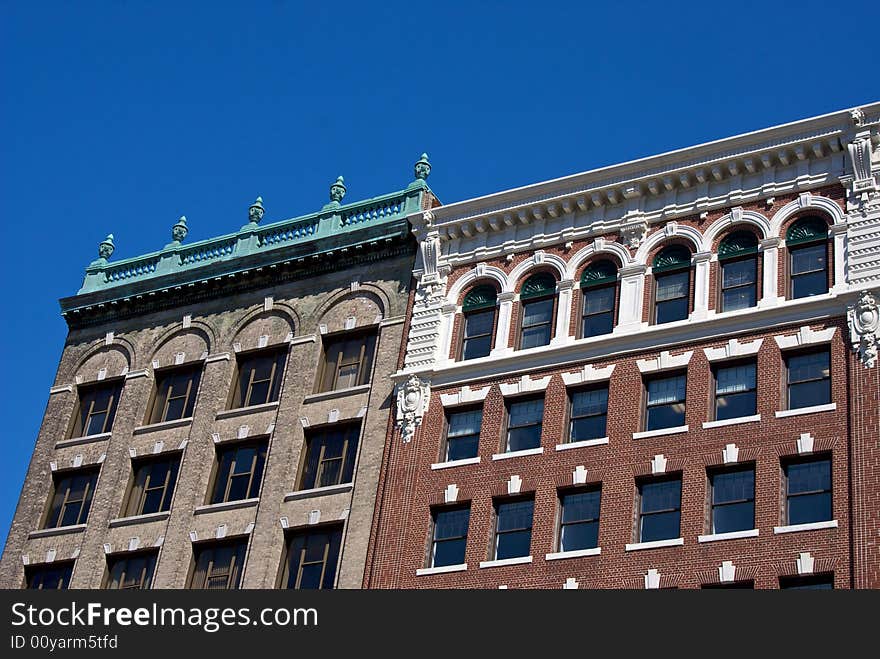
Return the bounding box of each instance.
[702,414,761,429]
[625,537,684,552]
[302,383,371,404]
[702,209,772,250]
[632,425,689,440]
[703,338,763,361]
[289,334,318,345]
[108,511,171,528]
[492,447,544,461]
[193,498,259,514]
[797,432,815,455]
[698,529,759,543]
[774,326,837,349]
[124,369,149,380]
[49,385,74,395]
[773,520,838,534]
[443,484,459,503]
[54,432,112,449]
[28,524,87,539]
[416,563,468,576]
[560,363,615,386]
[722,443,740,464]
[499,374,551,395]
[774,402,837,418]
[440,386,490,406]
[431,457,481,470]
[797,552,815,575]
[133,417,193,435]
[563,577,579,589]
[644,569,661,590]
[719,560,737,583]
[479,556,533,569]
[545,547,601,561]
[205,352,231,363]
[555,437,609,451]
[637,350,693,373]
[283,483,353,501]
[215,401,280,419]
[651,454,668,474]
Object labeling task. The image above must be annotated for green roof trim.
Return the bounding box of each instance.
[462,284,498,311]
[520,272,557,300]
[786,216,828,246]
[652,245,692,272]
[718,231,759,260]
[580,259,618,287]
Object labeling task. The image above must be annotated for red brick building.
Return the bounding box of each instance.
[365,105,880,589]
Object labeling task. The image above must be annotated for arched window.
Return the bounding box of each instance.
[459,285,497,360]
[718,231,759,312]
[579,260,617,338]
[787,217,828,299]
[652,245,692,324]
[518,272,556,349]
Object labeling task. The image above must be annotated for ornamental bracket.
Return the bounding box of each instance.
[395,374,431,442]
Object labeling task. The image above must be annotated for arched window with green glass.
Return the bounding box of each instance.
[718,230,759,312]
[518,272,557,349]
[459,284,497,361]
[579,259,618,338]
[652,245,692,324]
[787,216,829,299]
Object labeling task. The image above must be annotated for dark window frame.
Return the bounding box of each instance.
[441,406,482,462]
[557,486,602,553]
[711,359,758,421]
[317,328,378,393]
[717,230,760,313]
[189,538,249,590]
[147,364,203,424]
[502,395,545,453]
[784,347,831,411]
[25,562,75,590]
[230,347,288,409]
[516,273,558,350]
[104,550,159,590]
[123,453,182,517]
[707,464,756,535]
[578,259,619,339]
[565,384,609,444]
[298,423,361,491]
[209,439,268,505]
[651,245,693,325]
[782,454,833,526]
[458,284,498,361]
[70,379,124,438]
[44,467,100,529]
[636,474,682,543]
[786,216,830,300]
[491,496,535,561]
[429,504,471,568]
[278,524,343,590]
[643,371,688,432]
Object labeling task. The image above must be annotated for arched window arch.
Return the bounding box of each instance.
[579,259,618,338]
[518,272,557,349]
[718,230,759,312]
[652,245,692,324]
[786,216,829,299]
[459,284,497,361]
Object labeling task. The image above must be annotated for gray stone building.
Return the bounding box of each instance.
[0,157,437,589]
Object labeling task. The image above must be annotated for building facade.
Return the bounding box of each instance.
[0,158,437,589]
[366,105,880,589]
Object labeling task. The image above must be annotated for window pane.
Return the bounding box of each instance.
[447,434,479,461]
[496,529,531,560]
[788,351,829,383]
[789,380,831,409]
[433,538,466,567]
[791,244,826,275]
[656,298,689,324]
[655,271,688,301]
[641,479,681,514]
[640,510,680,542]
[435,508,470,540]
[142,489,165,515]
[712,469,754,504]
[283,527,342,590]
[497,500,534,532]
[583,287,614,314]
[787,460,831,495]
[646,404,685,430]
[509,399,544,426]
[164,396,187,422]
[522,298,553,326]
[570,415,607,442]
[716,392,757,420]
[560,521,598,552]
[722,259,756,287]
[713,501,754,533]
[571,388,608,417]
[335,364,359,389]
[447,410,481,460]
[792,271,828,299]
[520,325,551,349]
[722,287,756,312]
[247,379,270,406]
[448,410,482,437]
[464,310,494,337]
[789,492,832,525]
[85,411,108,436]
[507,426,541,452]
[561,491,601,523]
[648,375,686,405]
[716,364,756,395]
[462,335,492,360]
[582,312,614,338]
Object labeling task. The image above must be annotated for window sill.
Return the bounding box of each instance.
[479,555,533,569]
[55,432,112,448]
[632,425,689,440]
[302,384,371,404]
[193,498,259,514]
[416,563,468,576]
[108,511,171,528]
[625,537,684,552]
[284,483,353,501]
[698,528,759,543]
[702,414,761,429]
[555,437,609,451]
[216,401,279,420]
[773,519,838,534]
[491,447,544,461]
[545,547,601,561]
[774,403,837,419]
[431,457,481,470]
[29,524,87,539]
[133,417,193,435]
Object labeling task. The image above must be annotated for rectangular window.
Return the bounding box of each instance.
[520,297,554,349]
[26,562,74,590]
[784,457,832,525]
[709,465,755,534]
[654,270,689,324]
[190,539,248,589]
[105,551,158,590]
[462,309,495,360]
[210,440,268,504]
[493,498,534,560]
[558,488,601,552]
[790,243,828,299]
[319,330,377,392]
[568,386,608,442]
[786,349,831,410]
[149,365,202,424]
[780,574,834,589]
[280,525,343,589]
[504,397,544,452]
[644,373,687,431]
[581,285,615,337]
[720,257,757,311]
[299,424,360,490]
[232,348,287,409]
[443,408,481,461]
[45,468,100,528]
[124,454,181,517]
[431,506,470,568]
[713,361,757,421]
[638,476,681,543]
[71,381,123,438]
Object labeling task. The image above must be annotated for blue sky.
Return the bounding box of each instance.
[1,1,876,546]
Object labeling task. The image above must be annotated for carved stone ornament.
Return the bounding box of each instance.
[329,176,346,204]
[848,290,880,368]
[171,215,188,243]
[847,130,878,195]
[619,218,648,249]
[98,234,115,260]
[396,375,430,443]
[414,153,431,181]
[248,197,264,224]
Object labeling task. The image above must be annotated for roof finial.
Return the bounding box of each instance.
[414,153,431,181]
[98,234,115,260]
[171,215,188,243]
[330,176,346,204]
[248,196,264,224]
